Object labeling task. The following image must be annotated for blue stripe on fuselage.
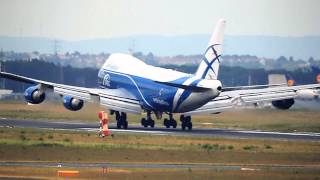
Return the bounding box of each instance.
[174,79,202,112]
[98,69,193,112]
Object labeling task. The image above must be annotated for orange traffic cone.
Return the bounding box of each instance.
[98,111,111,137]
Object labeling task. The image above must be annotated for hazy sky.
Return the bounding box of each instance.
[0,0,319,40]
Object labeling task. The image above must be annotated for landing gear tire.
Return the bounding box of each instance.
[172,120,177,128]
[164,119,170,128]
[116,121,121,129]
[164,119,177,128]
[141,111,155,128]
[116,112,128,129]
[181,123,186,131]
[141,118,147,128]
[141,118,155,128]
[164,114,177,128]
[123,120,128,129]
[180,115,192,131]
[150,120,155,128]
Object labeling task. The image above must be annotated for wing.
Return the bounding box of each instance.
[0,71,142,114]
[184,84,320,115]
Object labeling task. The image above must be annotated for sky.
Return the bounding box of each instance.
[0,0,319,40]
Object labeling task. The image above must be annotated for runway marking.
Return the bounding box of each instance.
[111,129,174,134]
[233,130,320,137]
[51,121,90,125]
[78,128,174,135]
[241,167,260,171]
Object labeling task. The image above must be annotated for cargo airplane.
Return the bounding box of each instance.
[1,19,320,131]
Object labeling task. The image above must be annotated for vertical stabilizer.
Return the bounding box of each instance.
[195,19,226,80]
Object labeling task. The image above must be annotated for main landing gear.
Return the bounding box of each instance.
[141,111,155,128]
[180,115,192,131]
[110,111,128,129]
[163,113,177,128]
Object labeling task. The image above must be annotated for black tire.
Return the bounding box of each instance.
[185,116,191,122]
[141,118,147,128]
[123,120,128,129]
[164,119,170,128]
[187,122,192,130]
[116,121,121,129]
[150,120,155,128]
[121,112,127,120]
[172,120,177,128]
[181,123,186,131]
[115,112,120,121]
[180,115,185,122]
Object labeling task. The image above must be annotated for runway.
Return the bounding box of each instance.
[1,118,320,141]
[0,161,319,172]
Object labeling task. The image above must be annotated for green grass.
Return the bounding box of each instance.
[242,145,257,151]
[0,127,319,179]
[0,127,320,165]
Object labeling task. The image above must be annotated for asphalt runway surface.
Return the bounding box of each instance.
[1,118,320,141]
[0,161,319,172]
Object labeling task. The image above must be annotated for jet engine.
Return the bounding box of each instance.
[271,98,295,110]
[24,86,45,104]
[63,95,84,111]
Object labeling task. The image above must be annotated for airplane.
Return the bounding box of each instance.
[1,19,320,132]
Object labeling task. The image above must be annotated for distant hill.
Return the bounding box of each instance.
[0,35,319,59]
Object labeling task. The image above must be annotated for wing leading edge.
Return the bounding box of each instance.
[0,71,142,114]
[184,84,320,116]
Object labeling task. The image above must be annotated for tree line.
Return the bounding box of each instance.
[1,59,319,92]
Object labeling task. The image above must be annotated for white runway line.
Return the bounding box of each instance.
[78,127,320,137]
[78,128,174,135]
[200,123,214,125]
[77,128,98,131]
[241,167,260,171]
[52,121,90,125]
[233,130,320,137]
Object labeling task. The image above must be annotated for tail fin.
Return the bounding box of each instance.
[195,19,226,80]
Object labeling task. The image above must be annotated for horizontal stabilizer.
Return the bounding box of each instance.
[222,83,288,91]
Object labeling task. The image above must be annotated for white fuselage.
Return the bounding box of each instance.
[98,53,222,113]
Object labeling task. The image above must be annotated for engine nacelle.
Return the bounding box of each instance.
[272,98,295,110]
[24,86,45,104]
[63,96,84,111]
